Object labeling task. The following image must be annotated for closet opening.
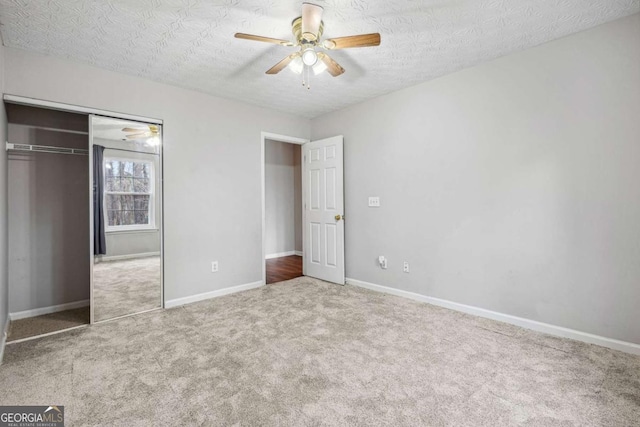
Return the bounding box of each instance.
[5,103,91,342]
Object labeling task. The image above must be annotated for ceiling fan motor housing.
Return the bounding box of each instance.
[292,16,324,44]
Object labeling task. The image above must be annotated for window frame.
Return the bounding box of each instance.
[103,156,156,233]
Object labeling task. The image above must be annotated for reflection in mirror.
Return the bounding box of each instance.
[91,116,162,322]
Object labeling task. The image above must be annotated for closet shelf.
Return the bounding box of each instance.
[6,141,88,156]
[11,123,89,135]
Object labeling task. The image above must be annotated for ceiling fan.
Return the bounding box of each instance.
[122,125,159,140]
[122,125,160,145]
[235,2,380,87]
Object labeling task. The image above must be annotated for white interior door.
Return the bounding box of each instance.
[303,136,344,284]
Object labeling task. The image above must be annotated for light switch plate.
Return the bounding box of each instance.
[368,196,380,207]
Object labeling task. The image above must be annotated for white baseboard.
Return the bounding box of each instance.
[346,277,640,356]
[265,251,302,260]
[0,314,9,365]
[96,252,160,262]
[9,300,90,321]
[165,280,264,308]
[6,324,89,345]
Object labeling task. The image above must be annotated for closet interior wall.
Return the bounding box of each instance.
[7,104,90,316]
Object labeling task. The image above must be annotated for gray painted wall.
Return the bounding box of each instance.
[0,41,8,345]
[7,121,90,313]
[104,231,159,259]
[3,47,310,302]
[311,14,640,344]
[265,140,302,256]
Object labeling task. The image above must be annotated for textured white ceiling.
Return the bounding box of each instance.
[0,1,638,118]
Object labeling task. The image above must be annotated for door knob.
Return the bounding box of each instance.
[335,214,344,221]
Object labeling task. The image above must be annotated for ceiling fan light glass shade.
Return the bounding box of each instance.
[288,56,304,74]
[312,60,327,75]
[147,136,160,146]
[302,48,318,66]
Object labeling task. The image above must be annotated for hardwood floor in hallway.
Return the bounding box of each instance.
[266,255,303,284]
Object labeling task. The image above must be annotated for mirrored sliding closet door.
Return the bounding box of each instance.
[90,115,163,322]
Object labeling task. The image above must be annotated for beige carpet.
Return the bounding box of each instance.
[1,277,638,426]
[7,307,89,342]
[93,256,162,321]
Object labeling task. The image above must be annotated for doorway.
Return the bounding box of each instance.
[261,133,308,284]
[263,134,306,284]
[261,132,346,286]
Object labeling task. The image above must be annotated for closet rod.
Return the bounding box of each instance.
[6,142,88,156]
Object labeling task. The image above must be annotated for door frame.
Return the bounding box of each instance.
[261,132,309,285]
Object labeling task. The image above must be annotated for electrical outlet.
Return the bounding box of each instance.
[368,196,380,207]
[403,261,410,273]
[211,261,219,272]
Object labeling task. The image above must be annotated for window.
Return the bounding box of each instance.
[104,158,155,231]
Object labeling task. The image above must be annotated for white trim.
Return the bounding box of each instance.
[165,280,264,308]
[95,251,160,262]
[89,116,95,323]
[346,278,640,356]
[3,94,163,124]
[5,324,89,345]
[9,300,90,321]
[265,251,302,259]
[261,132,309,285]
[0,314,9,365]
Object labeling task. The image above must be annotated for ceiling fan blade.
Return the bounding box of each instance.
[317,52,345,77]
[235,33,293,46]
[323,33,381,50]
[301,2,323,41]
[266,53,300,75]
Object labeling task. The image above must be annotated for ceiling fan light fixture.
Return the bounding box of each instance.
[289,56,304,74]
[312,60,327,75]
[302,48,318,66]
